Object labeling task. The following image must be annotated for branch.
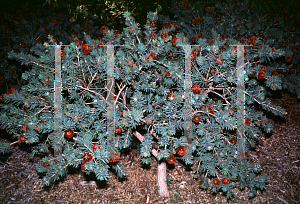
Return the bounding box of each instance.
[132,130,158,159]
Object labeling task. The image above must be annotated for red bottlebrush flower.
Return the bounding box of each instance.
[198,32,203,39]
[289,67,296,73]
[285,56,292,63]
[236,23,241,27]
[82,45,90,54]
[64,128,74,138]
[271,70,278,76]
[77,40,83,47]
[209,39,214,45]
[36,22,40,27]
[213,178,220,185]
[61,50,66,60]
[191,53,196,60]
[73,29,78,35]
[252,71,257,77]
[44,24,48,30]
[92,144,101,151]
[167,154,175,164]
[191,36,196,42]
[240,152,249,158]
[114,33,118,39]
[20,42,26,48]
[21,124,28,133]
[192,85,201,94]
[259,65,266,72]
[208,106,214,114]
[81,161,86,169]
[83,152,93,162]
[6,88,16,95]
[42,162,50,168]
[275,19,280,23]
[0,94,4,102]
[208,10,212,14]
[166,93,175,101]
[222,177,229,185]
[292,48,296,54]
[246,117,251,125]
[19,135,25,142]
[0,75,3,81]
[82,24,88,29]
[2,25,8,29]
[193,115,200,123]
[100,25,106,32]
[258,72,265,79]
[177,146,185,156]
[172,37,179,45]
[110,152,119,163]
[165,71,170,77]
[272,47,276,52]
[97,43,104,49]
[115,127,122,134]
[37,39,42,44]
[230,137,236,144]
[228,109,234,116]
[194,17,200,23]
[150,21,156,27]
[240,39,244,43]
[155,43,158,46]
[52,19,58,25]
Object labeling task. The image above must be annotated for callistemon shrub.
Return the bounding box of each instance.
[157,0,300,99]
[0,11,287,199]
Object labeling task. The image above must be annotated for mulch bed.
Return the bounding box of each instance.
[0,90,299,204]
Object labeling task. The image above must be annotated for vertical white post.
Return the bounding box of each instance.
[236,45,245,160]
[184,45,193,153]
[54,45,62,156]
[107,45,115,158]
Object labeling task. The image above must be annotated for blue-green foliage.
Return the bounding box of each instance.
[0,6,290,200]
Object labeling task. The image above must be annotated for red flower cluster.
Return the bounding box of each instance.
[193,115,200,123]
[166,93,175,101]
[19,135,25,142]
[61,50,66,60]
[192,85,201,94]
[177,146,185,156]
[291,45,297,55]
[42,162,50,168]
[64,128,74,138]
[171,36,179,45]
[146,52,157,61]
[92,144,101,151]
[247,36,257,47]
[165,71,170,77]
[160,31,168,39]
[109,152,119,163]
[6,88,16,95]
[82,45,90,54]
[167,154,175,164]
[246,117,251,125]
[81,152,93,170]
[115,127,122,134]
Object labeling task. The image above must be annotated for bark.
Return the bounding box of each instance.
[157,161,169,197]
[133,130,170,197]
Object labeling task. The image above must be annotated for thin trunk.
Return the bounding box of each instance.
[157,161,169,197]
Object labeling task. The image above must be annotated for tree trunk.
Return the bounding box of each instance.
[133,131,170,197]
[157,161,169,197]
